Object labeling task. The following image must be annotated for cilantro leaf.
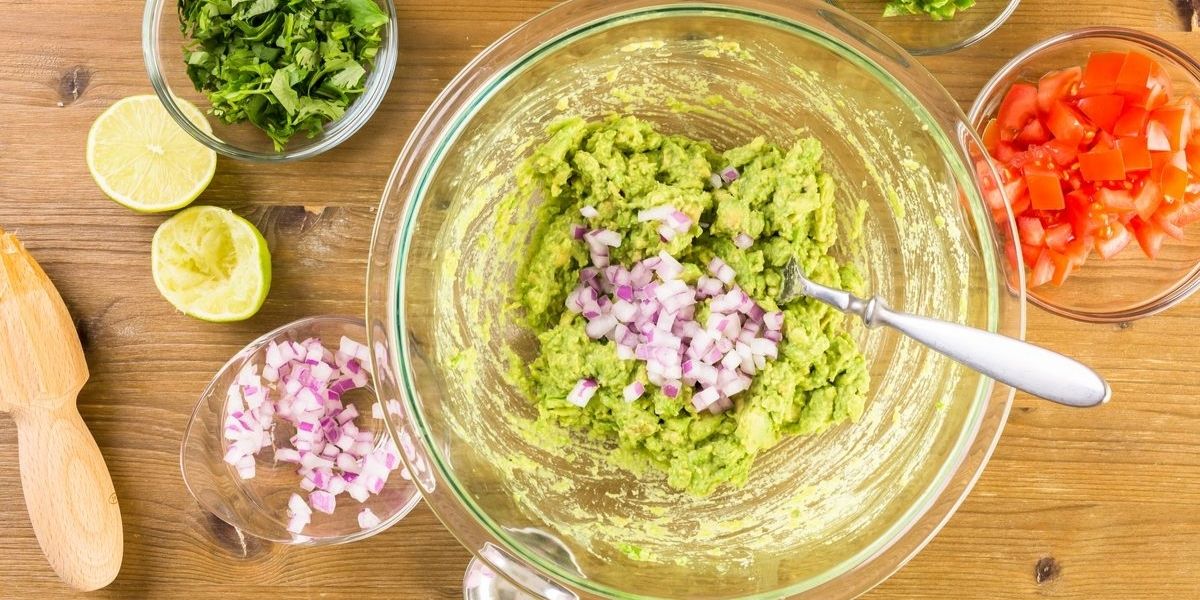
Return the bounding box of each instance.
[180,0,388,151]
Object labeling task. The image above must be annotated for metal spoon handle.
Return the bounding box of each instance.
[800,279,1111,408]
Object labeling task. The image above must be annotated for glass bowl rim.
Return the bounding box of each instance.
[141,0,399,163]
[869,0,1022,57]
[372,1,1022,597]
[179,314,422,546]
[966,26,1200,323]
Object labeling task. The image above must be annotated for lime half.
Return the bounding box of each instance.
[87,95,217,212]
[152,206,271,322]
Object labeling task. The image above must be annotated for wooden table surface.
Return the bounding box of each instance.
[1,0,1198,598]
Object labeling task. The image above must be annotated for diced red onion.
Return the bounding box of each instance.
[358,508,382,530]
[581,205,598,218]
[637,206,675,222]
[709,173,724,189]
[720,166,740,183]
[733,233,753,249]
[224,336,405,535]
[567,378,598,407]
[570,224,586,240]
[623,381,645,402]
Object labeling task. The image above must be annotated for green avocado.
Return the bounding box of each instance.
[511,115,870,496]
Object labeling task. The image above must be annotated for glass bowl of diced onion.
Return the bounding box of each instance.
[180,315,421,545]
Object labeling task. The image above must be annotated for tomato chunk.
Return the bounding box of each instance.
[998,83,1039,142]
[1025,168,1065,210]
[1096,187,1135,212]
[1017,216,1047,246]
[1049,250,1073,286]
[1094,221,1132,259]
[1133,179,1162,220]
[1115,51,1154,101]
[1037,67,1082,114]
[1116,136,1152,171]
[1131,217,1167,259]
[1044,222,1073,252]
[1078,94,1126,132]
[1047,101,1096,146]
[1146,119,1172,152]
[1017,119,1050,145]
[982,118,1000,154]
[1161,164,1188,201]
[1029,249,1055,288]
[1151,106,1191,151]
[1113,106,1149,137]
[1078,148,1126,181]
[1079,52,1126,97]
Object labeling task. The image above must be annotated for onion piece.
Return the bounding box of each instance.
[733,233,753,249]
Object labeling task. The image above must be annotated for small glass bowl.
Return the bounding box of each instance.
[968,27,1200,322]
[829,0,1020,56]
[180,315,420,545]
[141,0,398,162]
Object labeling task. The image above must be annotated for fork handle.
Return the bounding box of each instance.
[14,398,123,590]
[865,299,1111,408]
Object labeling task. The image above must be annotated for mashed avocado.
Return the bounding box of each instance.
[511,115,869,496]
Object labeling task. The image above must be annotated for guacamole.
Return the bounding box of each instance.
[511,115,869,496]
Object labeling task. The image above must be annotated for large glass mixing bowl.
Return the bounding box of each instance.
[366,1,1025,598]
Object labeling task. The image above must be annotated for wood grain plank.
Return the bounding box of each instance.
[1,0,1199,598]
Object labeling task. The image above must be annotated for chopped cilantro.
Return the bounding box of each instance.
[883,0,976,20]
[179,0,388,150]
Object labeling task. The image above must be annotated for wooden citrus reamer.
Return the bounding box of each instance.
[0,227,123,590]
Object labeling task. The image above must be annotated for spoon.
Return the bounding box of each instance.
[0,228,123,590]
[780,258,1111,408]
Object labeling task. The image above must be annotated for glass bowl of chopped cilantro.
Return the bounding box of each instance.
[828,0,1020,56]
[143,0,397,161]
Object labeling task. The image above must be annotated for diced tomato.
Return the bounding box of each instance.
[1091,130,1117,152]
[1037,66,1082,114]
[1017,119,1050,145]
[1044,222,1073,252]
[982,118,1000,154]
[1078,148,1126,181]
[1116,136,1152,171]
[1094,221,1132,258]
[1186,134,1200,175]
[1141,61,1173,109]
[1113,106,1150,138]
[1175,194,1200,226]
[1133,179,1162,220]
[985,51,1200,288]
[1130,217,1167,259]
[1010,187,1032,215]
[1025,168,1066,210]
[1017,216,1047,246]
[1078,94,1126,132]
[1020,243,1041,267]
[1115,51,1154,101]
[1161,164,1188,201]
[998,83,1039,141]
[1151,106,1191,151]
[1029,249,1055,288]
[1095,187,1135,212]
[1146,119,1172,152]
[1049,250,1073,285]
[1079,52,1127,97]
[995,141,1017,162]
[1065,235,1092,267]
[1047,101,1096,146]
[1044,139,1079,166]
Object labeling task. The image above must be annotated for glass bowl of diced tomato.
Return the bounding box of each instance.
[968,27,1200,322]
